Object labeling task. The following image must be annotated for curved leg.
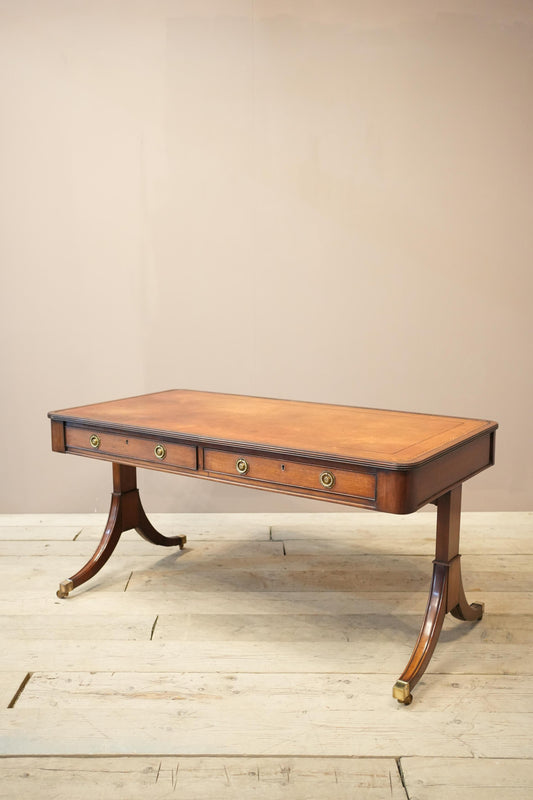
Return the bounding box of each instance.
[57,463,186,598]
[447,554,484,626]
[393,562,448,705]
[393,485,483,704]
[57,491,123,597]
[135,502,186,548]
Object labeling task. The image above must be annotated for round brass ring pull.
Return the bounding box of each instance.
[320,471,335,489]
[89,434,101,449]
[154,444,166,460]
[236,458,249,475]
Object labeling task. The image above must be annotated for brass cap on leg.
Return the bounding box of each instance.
[57,579,74,599]
[393,680,413,704]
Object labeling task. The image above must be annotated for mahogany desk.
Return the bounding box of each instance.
[48,390,498,704]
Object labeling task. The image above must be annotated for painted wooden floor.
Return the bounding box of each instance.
[0,511,532,799]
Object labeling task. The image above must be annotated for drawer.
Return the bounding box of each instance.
[65,427,197,470]
[203,449,376,500]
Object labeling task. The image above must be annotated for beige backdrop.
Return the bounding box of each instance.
[1,0,531,513]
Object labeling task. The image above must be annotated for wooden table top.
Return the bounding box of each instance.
[49,390,497,470]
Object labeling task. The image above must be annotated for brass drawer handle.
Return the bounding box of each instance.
[154,444,166,460]
[320,471,335,489]
[236,458,249,475]
[89,434,101,449]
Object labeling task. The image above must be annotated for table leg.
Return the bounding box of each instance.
[392,485,484,705]
[56,463,186,598]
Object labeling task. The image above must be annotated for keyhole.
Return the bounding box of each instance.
[281,464,285,471]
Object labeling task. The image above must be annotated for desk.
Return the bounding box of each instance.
[48,390,497,704]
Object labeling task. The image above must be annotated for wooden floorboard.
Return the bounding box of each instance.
[2,639,532,676]
[15,672,533,714]
[1,590,531,616]
[400,757,533,800]
[0,511,532,797]
[0,756,407,800]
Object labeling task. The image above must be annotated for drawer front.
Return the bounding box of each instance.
[65,427,197,470]
[204,449,376,500]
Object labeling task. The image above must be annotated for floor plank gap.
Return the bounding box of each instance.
[396,757,411,800]
[6,673,33,710]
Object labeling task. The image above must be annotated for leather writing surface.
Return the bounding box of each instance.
[49,389,497,468]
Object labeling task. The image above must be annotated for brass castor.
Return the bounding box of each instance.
[392,680,413,705]
[57,579,74,599]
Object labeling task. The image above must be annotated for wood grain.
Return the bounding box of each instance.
[0,640,531,675]
[401,757,533,800]
[2,706,532,757]
[0,591,531,616]
[0,757,406,800]
[17,672,533,714]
